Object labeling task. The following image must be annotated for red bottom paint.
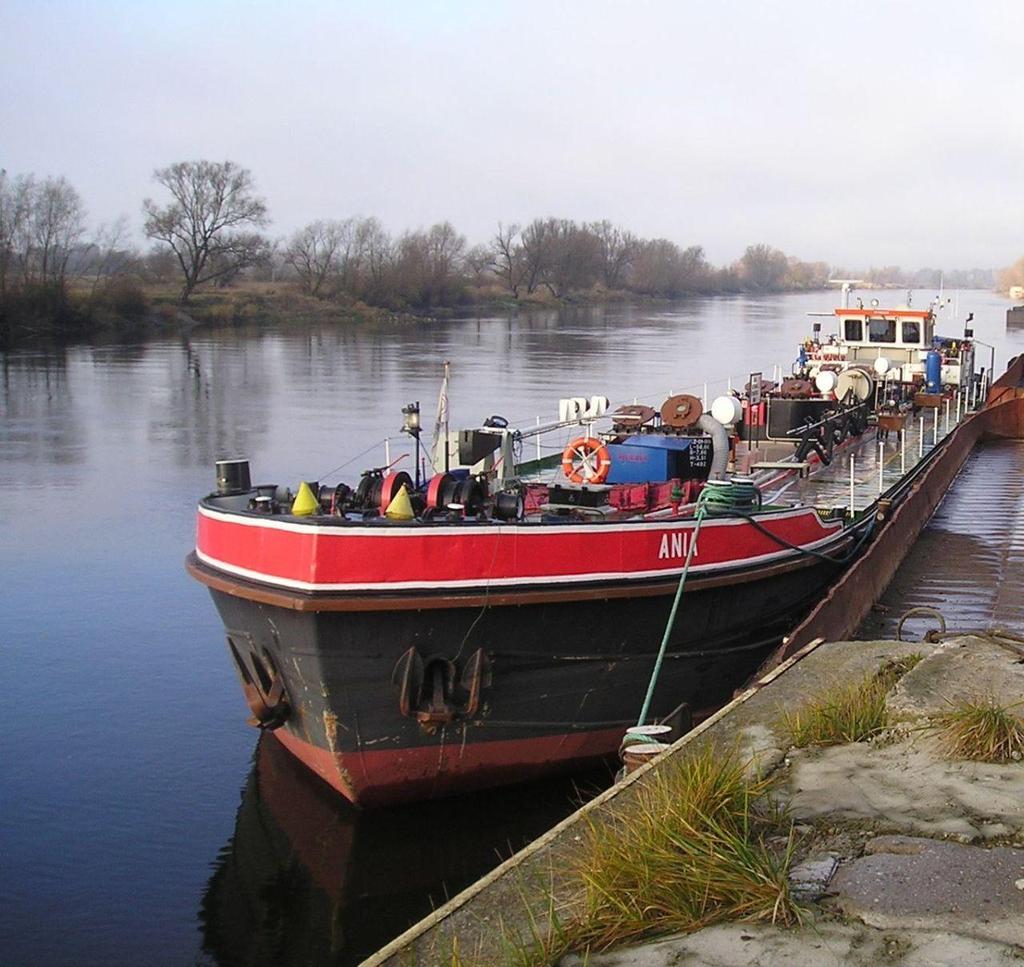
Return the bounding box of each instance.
[272,725,627,807]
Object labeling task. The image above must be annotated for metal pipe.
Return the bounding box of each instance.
[696,414,730,481]
[385,437,391,466]
[919,416,924,457]
[849,455,855,515]
[878,442,884,494]
[944,397,950,434]
[535,417,541,462]
[900,429,906,474]
[933,407,938,445]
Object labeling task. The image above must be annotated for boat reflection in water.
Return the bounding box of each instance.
[199,733,611,966]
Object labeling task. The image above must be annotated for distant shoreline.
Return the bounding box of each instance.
[2,280,1009,351]
[0,281,828,350]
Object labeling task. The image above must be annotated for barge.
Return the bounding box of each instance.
[188,294,992,806]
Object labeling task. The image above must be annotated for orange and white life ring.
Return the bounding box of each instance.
[561,437,612,484]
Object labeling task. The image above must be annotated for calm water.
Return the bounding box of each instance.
[3,291,1023,966]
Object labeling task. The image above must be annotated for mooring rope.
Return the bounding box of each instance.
[634,475,877,727]
[635,488,711,727]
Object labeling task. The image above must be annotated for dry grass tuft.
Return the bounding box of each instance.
[929,698,1024,763]
[571,746,800,951]
[449,746,799,965]
[783,653,923,748]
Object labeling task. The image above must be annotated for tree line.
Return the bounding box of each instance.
[0,159,999,344]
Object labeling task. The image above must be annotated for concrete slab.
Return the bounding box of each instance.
[831,835,1024,947]
[785,736,1024,842]
[889,635,1024,720]
[565,921,1024,966]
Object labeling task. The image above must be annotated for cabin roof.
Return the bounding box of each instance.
[834,308,931,320]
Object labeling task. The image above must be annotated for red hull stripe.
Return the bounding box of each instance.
[272,724,628,807]
[195,506,842,592]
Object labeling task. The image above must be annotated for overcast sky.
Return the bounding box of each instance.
[2,1,1022,269]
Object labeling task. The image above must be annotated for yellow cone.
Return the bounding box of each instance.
[384,484,415,520]
[291,480,319,517]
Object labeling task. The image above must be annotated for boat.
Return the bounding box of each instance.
[187,292,987,806]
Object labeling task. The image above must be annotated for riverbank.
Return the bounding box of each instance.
[0,281,407,349]
[368,633,1024,966]
[0,279,833,350]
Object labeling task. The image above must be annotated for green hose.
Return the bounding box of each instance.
[634,483,719,727]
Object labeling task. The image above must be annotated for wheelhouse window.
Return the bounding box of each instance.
[868,318,897,343]
[844,318,863,341]
[901,320,921,344]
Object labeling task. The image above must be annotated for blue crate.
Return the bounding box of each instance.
[606,436,692,483]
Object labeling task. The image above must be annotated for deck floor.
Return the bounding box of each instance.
[755,405,961,513]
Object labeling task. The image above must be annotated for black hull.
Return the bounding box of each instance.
[204,550,844,805]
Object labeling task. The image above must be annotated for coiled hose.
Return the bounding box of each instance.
[701,475,763,513]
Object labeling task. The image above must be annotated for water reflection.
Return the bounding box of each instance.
[0,350,85,472]
[200,734,610,967]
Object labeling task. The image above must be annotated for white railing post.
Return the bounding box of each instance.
[918,416,924,457]
[536,416,542,462]
[385,437,391,466]
[878,441,884,494]
[933,407,938,446]
[900,429,906,474]
[944,397,950,435]
[849,455,856,515]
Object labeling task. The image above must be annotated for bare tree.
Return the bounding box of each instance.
[493,222,525,298]
[537,218,600,297]
[285,219,351,297]
[142,160,269,303]
[0,173,87,291]
[463,243,495,287]
[519,219,553,295]
[87,215,137,297]
[738,244,789,292]
[393,222,467,307]
[588,220,637,290]
[0,170,32,294]
[30,177,87,288]
[353,216,392,300]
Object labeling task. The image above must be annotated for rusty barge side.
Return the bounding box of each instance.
[765,353,1024,669]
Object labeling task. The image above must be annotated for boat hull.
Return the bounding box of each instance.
[195,547,848,806]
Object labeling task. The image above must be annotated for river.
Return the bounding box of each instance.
[3,290,1023,965]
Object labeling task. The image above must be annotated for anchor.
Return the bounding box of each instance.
[226,634,290,730]
[393,647,491,731]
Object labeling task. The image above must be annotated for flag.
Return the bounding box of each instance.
[430,361,450,473]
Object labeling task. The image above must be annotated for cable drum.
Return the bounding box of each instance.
[836,366,875,403]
